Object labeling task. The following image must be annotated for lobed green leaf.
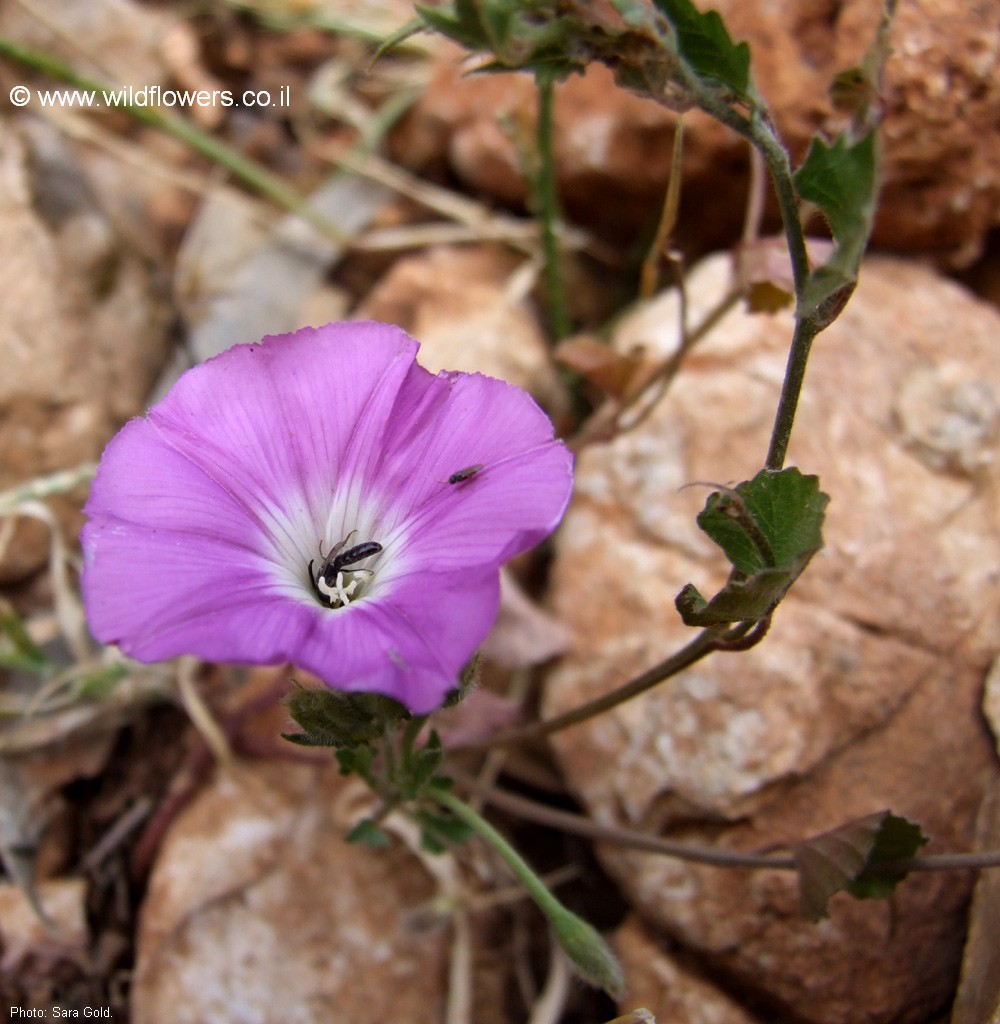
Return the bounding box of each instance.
[653,0,750,96]
[676,468,829,625]
[795,131,878,316]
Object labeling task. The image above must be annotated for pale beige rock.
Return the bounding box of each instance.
[0,0,175,91]
[358,243,566,410]
[394,0,1000,261]
[614,917,761,1024]
[0,119,171,581]
[0,877,88,976]
[543,255,1000,1024]
[132,760,447,1024]
[952,783,1000,1024]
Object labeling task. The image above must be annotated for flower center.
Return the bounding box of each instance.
[317,569,361,606]
[309,534,383,609]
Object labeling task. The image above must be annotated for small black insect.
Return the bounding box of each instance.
[324,542,382,583]
[309,534,382,599]
[448,464,484,485]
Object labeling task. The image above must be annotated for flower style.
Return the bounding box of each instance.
[82,322,573,713]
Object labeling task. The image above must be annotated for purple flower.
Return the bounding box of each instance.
[82,322,573,713]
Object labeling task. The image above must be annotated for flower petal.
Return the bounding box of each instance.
[146,322,419,531]
[372,370,568,522]
[295,569,501,713]
[82,418,299,656]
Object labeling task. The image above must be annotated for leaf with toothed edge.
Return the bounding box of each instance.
[795,811,929,920]
[676,468,829,625]
[653,0,751,96]
[794,130,878,317]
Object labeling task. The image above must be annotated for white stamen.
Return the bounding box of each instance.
[317,570,359,607]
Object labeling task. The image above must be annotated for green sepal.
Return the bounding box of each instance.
[442,653,481,709]
[550,904,625,1001]
[283,684,410,750]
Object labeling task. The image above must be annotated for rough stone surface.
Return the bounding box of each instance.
[0,0,175,92]
[357,243,566,412]
[615,916,761,1024]
[542,255,1000,1024]
[132,759,447,1024]
[952,782,1000,1024]
[0,118,171,581]
[0,878,88,980]
[393,0,1000,262]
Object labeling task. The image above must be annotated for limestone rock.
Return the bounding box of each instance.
[0,118,171,581]
[132,760,447,1024]
[543,255,1000,1024]
[393,0,1000,261]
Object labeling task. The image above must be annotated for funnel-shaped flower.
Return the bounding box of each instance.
[82,322,573,713]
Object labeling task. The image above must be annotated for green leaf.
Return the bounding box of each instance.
[653,0,750,96]
[795,811,928,920]
[335,745,375,782]
[346,818,392,849]
[414,0,580,75]
[848,813,928,901]
[404,731,445,797]
[676,568,800,626]
[676,468,829,625]
[795,132,876,243]
[416,808,475,851]
[794,131,878,316]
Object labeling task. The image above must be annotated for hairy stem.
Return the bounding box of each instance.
[673,71,820,471]
[764,316,822,470]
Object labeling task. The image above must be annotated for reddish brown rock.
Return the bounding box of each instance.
[614,916,761,1024]
[358,243,566,411]
[393,0,1000,261]
[543,255,1000,1023]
